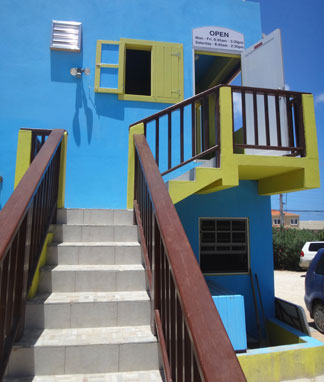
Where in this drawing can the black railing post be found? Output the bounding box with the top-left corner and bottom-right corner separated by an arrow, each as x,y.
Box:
16,204 -> 33,340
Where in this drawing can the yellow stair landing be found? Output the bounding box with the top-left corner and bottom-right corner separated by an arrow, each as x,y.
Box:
167,154 -> 320,205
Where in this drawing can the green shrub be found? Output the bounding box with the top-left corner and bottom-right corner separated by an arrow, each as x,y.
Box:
272,228 -> 324,270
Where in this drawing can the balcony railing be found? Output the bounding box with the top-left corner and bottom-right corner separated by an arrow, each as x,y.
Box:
131,85 -> 306,178
231,86 -> 306,156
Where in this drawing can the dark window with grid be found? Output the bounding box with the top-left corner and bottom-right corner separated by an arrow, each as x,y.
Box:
200,218 -> 249,273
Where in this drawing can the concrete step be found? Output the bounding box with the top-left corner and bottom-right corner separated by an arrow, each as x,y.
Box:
25,291 -> 150,329
46,242 -> 142,265
3,370 -> 164,382
6,326 -> 160,376
170,157 -> 217,182
57,209 -> 134,226
39,264 -> 147,293
53,225 -> 138,243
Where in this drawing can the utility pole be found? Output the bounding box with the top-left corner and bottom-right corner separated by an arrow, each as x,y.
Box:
279,193 -> 284,228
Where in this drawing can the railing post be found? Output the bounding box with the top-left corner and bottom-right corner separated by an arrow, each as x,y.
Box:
151,214 -> 161,336
219,86 -> 234,157
14,130 -> 33,189
127,123 -> 145,209
16,204 -> 33,339
57,131 -> 68,209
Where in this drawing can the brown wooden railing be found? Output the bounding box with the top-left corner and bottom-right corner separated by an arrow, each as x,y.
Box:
131,86 -> 221,176
131,85 -> 307,179
0,129 -> 65,378
231,86 -> 306,156
133,134 -> 246,382
25,128 -> 52,162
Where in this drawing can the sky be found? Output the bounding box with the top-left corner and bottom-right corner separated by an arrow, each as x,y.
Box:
254,0 -> 324,220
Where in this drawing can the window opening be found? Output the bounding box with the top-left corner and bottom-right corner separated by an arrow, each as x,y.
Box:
290,218 -> 298,226
309,243 -> 324,252
273,219 -> 281,225
200,218 -> 249,274
125,49 -> 151,96
315,253 -> 324,276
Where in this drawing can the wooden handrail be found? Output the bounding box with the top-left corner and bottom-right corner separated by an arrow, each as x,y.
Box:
0,129 -> 65,378
130,84 -> 308,128
134,134 -> 246,381
0,130 -> 64,261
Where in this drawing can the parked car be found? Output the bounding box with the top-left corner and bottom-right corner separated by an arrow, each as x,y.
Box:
299,241 -> 324,269
305,248 -> 324,333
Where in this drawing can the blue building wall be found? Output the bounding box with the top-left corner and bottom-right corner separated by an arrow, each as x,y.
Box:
175,181 -> 275,338
0,0 -> 261,209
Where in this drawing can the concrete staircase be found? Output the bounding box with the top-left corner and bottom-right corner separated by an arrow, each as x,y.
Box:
5,209 -> 163,382
166,157 -> 237,204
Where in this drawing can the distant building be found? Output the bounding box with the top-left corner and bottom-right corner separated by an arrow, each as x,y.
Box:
299,221 -> 324,231
271,209 -> 300,228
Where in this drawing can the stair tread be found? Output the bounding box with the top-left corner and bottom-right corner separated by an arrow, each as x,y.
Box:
49,241 -> 140,247
15,326 -> 156,347
56,224 -> 135,227
42,264 -> 144,271
27,291 -> 150,304
4,370 -> 164,381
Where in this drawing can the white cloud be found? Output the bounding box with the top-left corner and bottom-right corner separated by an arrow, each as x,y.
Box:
315,93 -> 324,104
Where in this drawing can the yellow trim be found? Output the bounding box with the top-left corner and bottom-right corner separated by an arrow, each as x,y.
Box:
28,232 -> 54,299
238,346 -> 324,382
57,131 -> 68,209
99,64 -> 119,69
94,40 -> 102,92
96,38 -> 184,104
14,130 -> 32,188
127,123 -> 145,209
94,40 -> 123,94
168,87 -> 320,204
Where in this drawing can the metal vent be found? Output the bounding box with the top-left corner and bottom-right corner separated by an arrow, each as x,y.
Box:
50,20 -> 82,52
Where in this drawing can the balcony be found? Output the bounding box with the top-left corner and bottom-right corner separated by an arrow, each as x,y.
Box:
127,85 -> 320,206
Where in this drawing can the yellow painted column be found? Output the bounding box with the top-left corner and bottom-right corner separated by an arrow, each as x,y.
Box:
219,86 -> 239,187
127,123 -> 144,209
57,131 -> 68,208
302,94 -> 319,160
14,129 -> 32,188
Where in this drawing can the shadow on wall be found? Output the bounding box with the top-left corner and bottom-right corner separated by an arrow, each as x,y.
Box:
73,80 -> 93,146
93,92 -> 171,122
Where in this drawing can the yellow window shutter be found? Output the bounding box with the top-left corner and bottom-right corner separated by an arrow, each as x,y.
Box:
94,40 -> 125,94
153,43 -> 184,103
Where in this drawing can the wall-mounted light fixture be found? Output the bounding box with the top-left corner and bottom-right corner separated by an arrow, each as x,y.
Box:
50,20 -> 82,52
70,67 -> 90,78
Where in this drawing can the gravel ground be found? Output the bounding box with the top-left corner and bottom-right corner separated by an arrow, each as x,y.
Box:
274,270 -> 324,343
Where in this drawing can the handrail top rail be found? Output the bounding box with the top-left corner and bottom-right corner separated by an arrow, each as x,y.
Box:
21,128 -> 53,134
134,134 -> 245,381
130,84 -> 310,128
0,129 -> 66,263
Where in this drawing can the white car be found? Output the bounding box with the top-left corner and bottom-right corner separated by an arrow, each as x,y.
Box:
299,242 -> 324,269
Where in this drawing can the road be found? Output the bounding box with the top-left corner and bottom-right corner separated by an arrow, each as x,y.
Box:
274,270 -> 324,343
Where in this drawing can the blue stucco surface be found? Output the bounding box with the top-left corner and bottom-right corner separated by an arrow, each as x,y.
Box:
175,180 -> 274,338
0,0 -> 261,209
